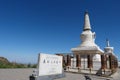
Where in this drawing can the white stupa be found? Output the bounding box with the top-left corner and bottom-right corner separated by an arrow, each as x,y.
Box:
104,39 -> 114,54
71,12 -> 103,61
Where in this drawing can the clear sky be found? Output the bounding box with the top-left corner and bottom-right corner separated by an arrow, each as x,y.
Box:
0,0 -> 120,63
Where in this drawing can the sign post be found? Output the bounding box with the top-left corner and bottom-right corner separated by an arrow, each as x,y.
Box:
35,53 -> 65,80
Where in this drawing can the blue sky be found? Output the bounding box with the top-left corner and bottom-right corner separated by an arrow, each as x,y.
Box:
0,0 -> 120,63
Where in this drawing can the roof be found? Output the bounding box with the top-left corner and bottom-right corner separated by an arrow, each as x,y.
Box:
71,46 -> 104,54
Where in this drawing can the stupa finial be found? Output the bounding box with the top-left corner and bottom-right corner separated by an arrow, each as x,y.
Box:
106,39 -> 110,47
83,11 -> 91,31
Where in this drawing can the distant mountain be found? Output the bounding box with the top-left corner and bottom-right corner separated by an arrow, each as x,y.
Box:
0,56 -> 37,68
0,57 -> 10,64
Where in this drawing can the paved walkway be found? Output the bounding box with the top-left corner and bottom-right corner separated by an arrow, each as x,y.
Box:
55,72 -> 113,80
0,68 -> 34,80
0,68 -> 119,80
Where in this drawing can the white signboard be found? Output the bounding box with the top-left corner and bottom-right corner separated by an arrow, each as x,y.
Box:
38,53 -> 63,76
